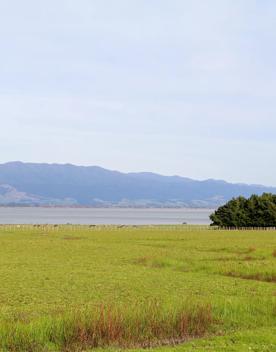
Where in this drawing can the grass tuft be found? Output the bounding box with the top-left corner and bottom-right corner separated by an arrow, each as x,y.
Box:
0,302 -> 213,351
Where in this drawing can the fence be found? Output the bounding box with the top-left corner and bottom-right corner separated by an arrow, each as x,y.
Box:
0,224 -> 275,232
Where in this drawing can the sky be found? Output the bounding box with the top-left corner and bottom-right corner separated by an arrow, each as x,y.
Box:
0,0 -> 276,186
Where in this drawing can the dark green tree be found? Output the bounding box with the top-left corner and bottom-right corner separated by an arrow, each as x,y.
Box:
210,193 -> 276,227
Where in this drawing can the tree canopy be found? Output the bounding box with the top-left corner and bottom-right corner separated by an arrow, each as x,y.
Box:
210,193 -> 276,227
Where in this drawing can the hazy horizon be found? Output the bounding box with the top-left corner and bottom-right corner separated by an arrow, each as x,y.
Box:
1,1 -> 275,186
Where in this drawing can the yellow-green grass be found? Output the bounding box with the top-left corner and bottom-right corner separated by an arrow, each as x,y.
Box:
0,225 -> 276,351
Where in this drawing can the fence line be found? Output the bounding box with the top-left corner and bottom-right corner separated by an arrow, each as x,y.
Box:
0,224 -> 275,232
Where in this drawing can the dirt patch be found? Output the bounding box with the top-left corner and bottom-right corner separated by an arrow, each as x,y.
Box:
224,271 -> 276,283
132,256 -> 187,271
211,257 -> 240,262
198,247 -> 257,255
209,255 -> 263,262
133,256 -> 152,264
240,255 -> 265,261
63,236 -> 86,241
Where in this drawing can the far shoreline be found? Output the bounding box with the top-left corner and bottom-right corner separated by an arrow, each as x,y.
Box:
0,205 -> 216,210
0,207 -> 213,225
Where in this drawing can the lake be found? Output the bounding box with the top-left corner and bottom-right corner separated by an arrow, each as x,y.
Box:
0,207 -> 213,225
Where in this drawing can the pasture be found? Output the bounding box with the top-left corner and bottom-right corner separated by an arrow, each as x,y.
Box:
0,225 -> 276,351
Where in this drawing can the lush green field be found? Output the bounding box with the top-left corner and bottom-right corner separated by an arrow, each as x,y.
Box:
0,225 -> 276,351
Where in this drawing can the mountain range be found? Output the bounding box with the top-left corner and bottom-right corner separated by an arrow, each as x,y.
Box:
0,162 -> 275,208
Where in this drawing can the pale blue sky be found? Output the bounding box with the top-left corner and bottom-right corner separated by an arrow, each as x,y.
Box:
0,1 -> 275,185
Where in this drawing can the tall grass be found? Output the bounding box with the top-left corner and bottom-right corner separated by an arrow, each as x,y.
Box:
0,302 -> 213,351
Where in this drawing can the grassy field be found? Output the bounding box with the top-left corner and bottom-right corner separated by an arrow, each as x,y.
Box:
0,225 -> 276,351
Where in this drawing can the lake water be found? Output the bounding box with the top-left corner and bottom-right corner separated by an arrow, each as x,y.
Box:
0,207 -> 213,225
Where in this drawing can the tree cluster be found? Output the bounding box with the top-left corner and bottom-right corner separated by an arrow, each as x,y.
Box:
210,193 -> 276,227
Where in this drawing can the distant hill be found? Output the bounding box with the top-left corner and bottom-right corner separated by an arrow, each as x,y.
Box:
0,162 -> 275,207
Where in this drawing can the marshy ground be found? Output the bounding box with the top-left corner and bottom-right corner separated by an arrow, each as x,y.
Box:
0,225 -> 276,351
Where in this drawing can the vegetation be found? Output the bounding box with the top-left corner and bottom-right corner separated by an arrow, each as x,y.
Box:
210,193 -> 276,227
0,225 -> 276,351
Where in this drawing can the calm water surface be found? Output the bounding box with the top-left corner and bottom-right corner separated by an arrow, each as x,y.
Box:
0,207 -> 213,225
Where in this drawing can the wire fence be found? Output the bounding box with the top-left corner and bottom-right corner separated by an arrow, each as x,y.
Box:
0,224 -> 275,232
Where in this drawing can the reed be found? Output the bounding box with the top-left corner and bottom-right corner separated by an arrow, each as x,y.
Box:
0,302 -> 213,351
